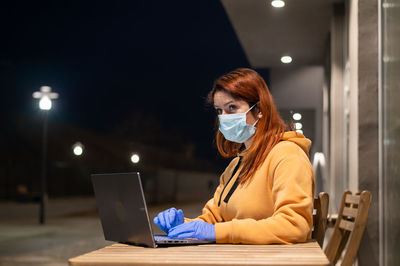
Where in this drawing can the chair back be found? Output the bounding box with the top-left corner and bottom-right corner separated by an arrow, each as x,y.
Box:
312,192 -> 329,247
324,190 -> 372,266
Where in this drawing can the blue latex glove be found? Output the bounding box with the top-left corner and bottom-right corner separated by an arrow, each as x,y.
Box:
168,220 -> 216,241
153,207 -> 184,233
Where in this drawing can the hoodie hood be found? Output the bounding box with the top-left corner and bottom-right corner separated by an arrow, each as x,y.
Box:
280,131 -> 311,156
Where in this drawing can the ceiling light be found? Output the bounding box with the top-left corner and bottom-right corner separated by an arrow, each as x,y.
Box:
296,129 -> 304,134
295,123 -> 303,130
281,56 -> 292,64
292,113 -> 302,121
271,0 -> 285,8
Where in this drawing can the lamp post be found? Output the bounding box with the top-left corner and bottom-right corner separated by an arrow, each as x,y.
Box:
33,86 -> 59,224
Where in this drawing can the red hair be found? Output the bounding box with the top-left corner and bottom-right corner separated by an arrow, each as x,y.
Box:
208,68 -> 289,183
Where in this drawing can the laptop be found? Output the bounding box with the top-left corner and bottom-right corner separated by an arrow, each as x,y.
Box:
91,172 -> 215,247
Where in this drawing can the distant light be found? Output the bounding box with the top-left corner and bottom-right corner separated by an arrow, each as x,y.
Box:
131,154 -> 140,164
72,142 -> 84,156
296,129 -> 304,134
271,0 -> 285,8
292,113 -> 302,121
73,146 -> 83,156
295,123 -> 303,130
39,96 -> 52,110
281,56 -> 292,64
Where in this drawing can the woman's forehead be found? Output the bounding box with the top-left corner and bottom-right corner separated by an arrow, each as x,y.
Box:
213,90 -> 235,104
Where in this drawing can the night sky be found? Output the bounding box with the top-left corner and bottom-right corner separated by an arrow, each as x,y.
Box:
1,1 -> 256,160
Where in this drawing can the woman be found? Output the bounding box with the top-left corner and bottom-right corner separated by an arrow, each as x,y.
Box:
154,68 -> 315,244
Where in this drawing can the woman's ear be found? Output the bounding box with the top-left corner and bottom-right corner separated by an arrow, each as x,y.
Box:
258,112 -> 263,118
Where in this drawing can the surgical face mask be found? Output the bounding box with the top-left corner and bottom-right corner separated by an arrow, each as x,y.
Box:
218,104 -> 258,143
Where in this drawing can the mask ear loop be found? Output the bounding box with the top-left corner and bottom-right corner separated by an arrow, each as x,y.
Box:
248,102 -> 260,126
245,103 -> 258,114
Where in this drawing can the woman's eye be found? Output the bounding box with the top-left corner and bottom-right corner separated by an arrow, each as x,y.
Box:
228,105 -> 237,112
215,108 -> 222,115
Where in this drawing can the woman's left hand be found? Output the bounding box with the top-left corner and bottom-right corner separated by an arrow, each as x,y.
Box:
168,220 -> 215,241
153,208 -> 184,233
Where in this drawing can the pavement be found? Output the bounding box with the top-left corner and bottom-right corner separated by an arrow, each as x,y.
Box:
0,197 -> 204,266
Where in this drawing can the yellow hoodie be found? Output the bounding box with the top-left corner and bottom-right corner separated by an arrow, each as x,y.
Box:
187,131 -> 315,244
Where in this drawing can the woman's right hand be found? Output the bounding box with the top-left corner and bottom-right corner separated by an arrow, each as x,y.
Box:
153,207 -> 184,233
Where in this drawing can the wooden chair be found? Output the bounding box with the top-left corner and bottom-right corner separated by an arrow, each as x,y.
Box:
312,192 -> 329,247
324,190 -> 372,266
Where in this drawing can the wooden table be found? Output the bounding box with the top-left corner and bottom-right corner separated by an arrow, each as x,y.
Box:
69,240 -> 330,266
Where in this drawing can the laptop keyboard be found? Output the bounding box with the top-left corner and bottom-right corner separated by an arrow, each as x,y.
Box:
154,235 -> 192,243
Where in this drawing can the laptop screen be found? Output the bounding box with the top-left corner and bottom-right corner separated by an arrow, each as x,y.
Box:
91,172 -> 156,247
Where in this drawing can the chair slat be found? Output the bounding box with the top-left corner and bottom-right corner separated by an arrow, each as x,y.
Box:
345,194 -> 360,204
342,207 -> 358,218
339,219 -> 355,231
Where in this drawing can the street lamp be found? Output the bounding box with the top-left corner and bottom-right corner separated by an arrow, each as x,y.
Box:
72,142 -> 84,156
32,86 -> 59,224
131,153 -> 140,164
